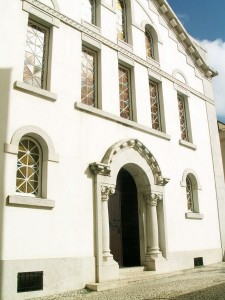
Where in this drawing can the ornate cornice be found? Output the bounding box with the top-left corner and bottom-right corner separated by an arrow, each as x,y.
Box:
101,185 -> 115,201
22,0 -> 215,105
89,162 -> 111,176
144,193 -> 163,206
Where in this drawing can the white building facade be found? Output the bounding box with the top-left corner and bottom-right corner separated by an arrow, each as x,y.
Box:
1,0 -> 225,299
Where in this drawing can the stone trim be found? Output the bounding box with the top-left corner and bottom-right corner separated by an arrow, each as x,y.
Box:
185,212 -> 204,220
22,0 -> 215,105
14,81 -> 57,102
179,139 -> 197,150
7,195 -> 55,208
75,102 -> 171,141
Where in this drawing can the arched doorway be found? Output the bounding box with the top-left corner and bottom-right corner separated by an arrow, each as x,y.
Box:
109,168 -> 140,267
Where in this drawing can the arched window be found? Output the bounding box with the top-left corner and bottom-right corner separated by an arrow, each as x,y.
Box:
116,0 -> 127,42
186,176 -> 193,211
16,137 -> 42,196
82,0 -> 95,24
145,30 -> 154,59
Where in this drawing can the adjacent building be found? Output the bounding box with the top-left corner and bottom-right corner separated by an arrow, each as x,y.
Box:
1,0 -> 225,299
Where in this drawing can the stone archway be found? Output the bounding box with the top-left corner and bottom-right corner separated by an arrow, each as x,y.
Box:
89,139 -> 169,282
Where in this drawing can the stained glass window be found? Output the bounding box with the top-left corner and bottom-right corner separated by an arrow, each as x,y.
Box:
178,95 -> 189,141
16,138 -> 41,196
82,0 -> 95,24
149,81 -> 161,131
119,65 -> 131,119
81,47 -> 96,106
116,0 -> 127,42
186,176 -> 193,211
23,20 -> 48,89
145,30 -> 154,59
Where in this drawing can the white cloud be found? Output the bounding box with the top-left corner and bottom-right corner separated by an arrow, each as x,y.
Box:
201,39 -> 225,122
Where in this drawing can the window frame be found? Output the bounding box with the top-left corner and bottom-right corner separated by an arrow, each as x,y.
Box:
145,29 -> 154,60
118,64 -> 132,120
149,80 -> 162,131
81,0 -> 96,25
177,94 -> 189,142
116,0 -> 127,42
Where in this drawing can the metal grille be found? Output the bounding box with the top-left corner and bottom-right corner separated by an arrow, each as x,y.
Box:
16,137 -> 41,196
81,47 -> 96,106
119,65 -> 131,119
194,257 -> 203,267
82,0 -> 95,24
145,30 -> 154,59
116,0 -> 127,41
17,272 -> 43,293
186,176 -> 194,211
23,20 -> 48,88
178,95 -> 189,141
149,80 -> 161,131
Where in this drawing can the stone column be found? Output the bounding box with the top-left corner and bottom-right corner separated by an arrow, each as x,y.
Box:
101,185 -> 115,259
144,193 -> 163,255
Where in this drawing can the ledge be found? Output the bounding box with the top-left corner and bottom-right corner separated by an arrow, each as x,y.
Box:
75,102 -> 171,141
81,20 -> 101,34
14,81 -> 57,102
185,212 -> 204,220
179,139 -> 197,150
8,195 -> 55,209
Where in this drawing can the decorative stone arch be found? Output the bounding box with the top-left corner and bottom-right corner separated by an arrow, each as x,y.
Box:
172,69 -> 189,85
141,20 -> 163,44
5,125 -> 58,162
89,139 -> 169,282
181,168 -> 201,190
39,0 -> 60,11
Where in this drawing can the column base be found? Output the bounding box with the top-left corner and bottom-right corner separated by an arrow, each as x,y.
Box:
99,255 -> 119,282
144,252 -> 167,272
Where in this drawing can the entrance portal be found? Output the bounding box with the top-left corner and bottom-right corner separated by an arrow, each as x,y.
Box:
109,168 -> 140,267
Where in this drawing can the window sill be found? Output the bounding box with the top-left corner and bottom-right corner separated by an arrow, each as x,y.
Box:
185,212 -> 204,220
14,81 -> 57,102
75,102 -> 171,141
7,195 -> 55,209
179,139 -> 197,150
118,39 -> 133,52
81,20 -> 101,34
147,57 -> 160,68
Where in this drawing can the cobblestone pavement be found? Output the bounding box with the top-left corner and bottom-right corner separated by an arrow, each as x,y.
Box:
32,262 -> 225,300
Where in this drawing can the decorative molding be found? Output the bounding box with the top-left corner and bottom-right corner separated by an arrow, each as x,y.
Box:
144,193 -> 163,206
101,185 -> 115,201
185,212 -> 204,220
89,162 -> 111,176
101,138 -> 170,186
179,139 -> 197,150
8,195 -> 55,208
22,0 -> 215,105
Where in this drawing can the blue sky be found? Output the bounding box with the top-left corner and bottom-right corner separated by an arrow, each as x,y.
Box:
167,0 -> 225,123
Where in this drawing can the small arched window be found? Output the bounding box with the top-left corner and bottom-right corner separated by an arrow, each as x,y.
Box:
145,30 -> 154,59
82,0 -> 95,24
186,175 -> 193,211
116,0 -> 127,42
16,137 -> 42,196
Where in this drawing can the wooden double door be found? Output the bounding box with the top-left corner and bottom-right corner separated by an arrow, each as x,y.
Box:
109,169 -> 140,267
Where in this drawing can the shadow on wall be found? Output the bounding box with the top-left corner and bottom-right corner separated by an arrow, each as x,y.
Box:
0,68 -> 11,298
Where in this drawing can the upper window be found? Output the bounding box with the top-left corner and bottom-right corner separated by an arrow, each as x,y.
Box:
119,65 -> 131,120
186,176 -> 194,211
149,80 -> 161,131
81,47 -> 97,107
82,0 -> 95,24
116,0 -> 127,42
145,30 -> 154,59
23,19 -> 49,89
16,137 -> 42,196
178,95 -> 189,141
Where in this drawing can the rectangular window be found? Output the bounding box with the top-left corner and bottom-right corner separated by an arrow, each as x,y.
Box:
17,272 -> 43,293
149,80 -> 161,131
23,20 -> 49,89
81,47 -> 97,107
119,65 -> 131,120
178,95 -> 189,141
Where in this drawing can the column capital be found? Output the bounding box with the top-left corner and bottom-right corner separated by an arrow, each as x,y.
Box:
144,193 -> 163,206
101,185 -> 115,201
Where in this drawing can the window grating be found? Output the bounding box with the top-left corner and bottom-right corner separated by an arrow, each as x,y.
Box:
186,176 -> 194,211
149,80 -> 161,131
116,0 -> 127,41
194,257 -> 203,267
82,0 -> 95,24
81,47 -> 96,106
17,272 -> 43,293
119,65 -> 131,120
145,30 -> 154,59
16,137 -> 41,196
178,95 -> 189,141
23,20 -> 49,89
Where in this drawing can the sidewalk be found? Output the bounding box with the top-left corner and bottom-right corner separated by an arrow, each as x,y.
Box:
31,262 -> 225,300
